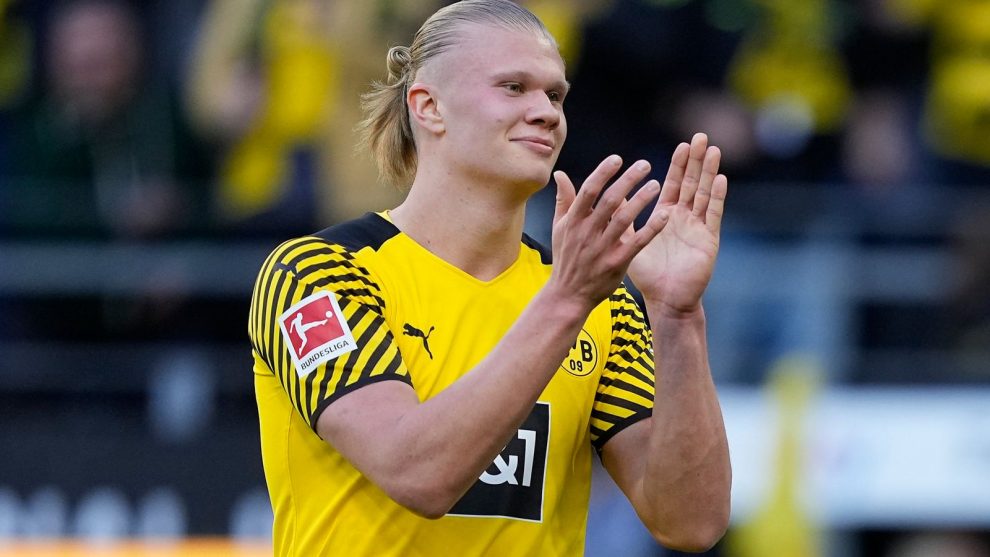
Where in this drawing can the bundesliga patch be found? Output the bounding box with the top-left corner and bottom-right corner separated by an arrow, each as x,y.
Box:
279,291 -> 357,377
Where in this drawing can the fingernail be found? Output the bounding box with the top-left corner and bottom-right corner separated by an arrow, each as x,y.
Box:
609,154 -> 622,166
635,160 -> 650,171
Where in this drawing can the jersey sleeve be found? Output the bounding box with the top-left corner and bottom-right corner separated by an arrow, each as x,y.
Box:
249,237 -> 413,430
590,285 -> 656,452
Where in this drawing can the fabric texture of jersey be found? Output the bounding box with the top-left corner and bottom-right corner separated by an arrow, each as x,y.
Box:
249,212 -> 656,556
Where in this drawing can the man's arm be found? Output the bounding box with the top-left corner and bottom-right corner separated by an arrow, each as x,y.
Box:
602,133 -> 732,552
317,288 -> 584,518
316,157 -> 669,518
601,307 -> 730,552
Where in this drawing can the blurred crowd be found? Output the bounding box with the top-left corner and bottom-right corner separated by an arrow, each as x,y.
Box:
1,0 -> 989,235
3,0 -> 987,380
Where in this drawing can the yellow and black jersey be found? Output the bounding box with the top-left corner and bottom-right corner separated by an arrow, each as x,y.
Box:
249,211 -> 656,556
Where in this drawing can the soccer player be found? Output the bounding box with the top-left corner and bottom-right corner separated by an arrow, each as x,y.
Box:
249,1 -> 731,555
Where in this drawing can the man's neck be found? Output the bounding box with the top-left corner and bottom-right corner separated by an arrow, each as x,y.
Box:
390,169 -> 535,282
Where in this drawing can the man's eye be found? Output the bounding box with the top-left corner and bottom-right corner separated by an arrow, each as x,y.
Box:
504,83 -> 523,93
547,91 -> 562,102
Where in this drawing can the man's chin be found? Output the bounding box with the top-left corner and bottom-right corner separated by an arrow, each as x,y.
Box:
515,175 -> 554,200
512,167 -> 554,190
517,159 -> 558,190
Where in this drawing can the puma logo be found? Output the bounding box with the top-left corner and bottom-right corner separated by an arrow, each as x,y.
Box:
403,323 -> 435,359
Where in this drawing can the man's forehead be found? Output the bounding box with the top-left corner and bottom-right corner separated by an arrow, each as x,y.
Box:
437,25 -> 565,80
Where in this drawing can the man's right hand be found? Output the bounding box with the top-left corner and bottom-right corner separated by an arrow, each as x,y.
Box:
549,155 -> 669,311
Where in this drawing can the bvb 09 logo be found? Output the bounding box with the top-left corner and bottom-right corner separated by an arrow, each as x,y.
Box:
560,329 -> 598,377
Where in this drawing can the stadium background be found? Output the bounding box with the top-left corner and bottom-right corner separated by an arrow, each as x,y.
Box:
1,0 -> 989,555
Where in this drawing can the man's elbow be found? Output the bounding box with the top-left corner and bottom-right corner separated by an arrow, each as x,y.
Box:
391,496 -> 449,520
379,475 -> 464,520
650,513 -> 730,553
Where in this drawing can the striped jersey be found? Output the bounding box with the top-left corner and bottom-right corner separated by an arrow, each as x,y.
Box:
249,212 -> 656,556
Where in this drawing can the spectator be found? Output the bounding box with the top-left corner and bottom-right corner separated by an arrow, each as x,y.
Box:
0,0 -> 32,176
3,0 -> 213,239
921,0 -> 990,184
185,0 -> 441,235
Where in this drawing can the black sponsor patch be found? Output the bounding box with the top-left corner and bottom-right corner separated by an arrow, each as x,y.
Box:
448,402 -> 550,522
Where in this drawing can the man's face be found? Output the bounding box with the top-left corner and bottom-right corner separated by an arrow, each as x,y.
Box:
48,2 -> 141,124
427,24 -> 569,194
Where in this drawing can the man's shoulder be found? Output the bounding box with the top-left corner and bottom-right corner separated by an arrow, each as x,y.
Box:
312,212 -> 400,253
253,215 -> 392,311
256,213 -> 398,289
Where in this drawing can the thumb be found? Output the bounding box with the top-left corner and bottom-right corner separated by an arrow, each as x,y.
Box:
553,170 -> 576,227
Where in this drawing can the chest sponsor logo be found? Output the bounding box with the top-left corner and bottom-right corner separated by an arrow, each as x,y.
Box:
448,402 -> 550,522
278,291 -> 356,377
560,328 -> 598,377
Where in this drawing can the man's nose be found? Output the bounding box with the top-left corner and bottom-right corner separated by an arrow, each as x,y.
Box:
526,92 -> 560,129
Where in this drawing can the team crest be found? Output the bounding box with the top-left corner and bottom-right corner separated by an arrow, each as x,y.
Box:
560,329 -> 598,377
279,291 -> 356,377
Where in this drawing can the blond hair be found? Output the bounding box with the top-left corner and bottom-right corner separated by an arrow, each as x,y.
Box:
357,0 -> 556,187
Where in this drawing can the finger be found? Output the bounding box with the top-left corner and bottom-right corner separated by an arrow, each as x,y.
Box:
659,142 -> 690,205
571,154 -> 623,217
678,132 -> 709,207
602,178 -> 660,244
706,174 -> 729,236
692,146 -> 721,218
620,217 -> 635,244
590,159 -> 652,231
627,201 -> 669,254
553,171 -> 576,227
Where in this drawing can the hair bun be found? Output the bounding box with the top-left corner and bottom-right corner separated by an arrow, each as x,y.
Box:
386,45 -> 413,83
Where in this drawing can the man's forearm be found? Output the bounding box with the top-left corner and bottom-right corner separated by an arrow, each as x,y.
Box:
642,304 -> 731,549
319,285 -> 591,517
398,287 -> 587,487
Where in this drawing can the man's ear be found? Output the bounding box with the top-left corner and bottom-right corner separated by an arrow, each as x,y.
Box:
408,83 -> 444,135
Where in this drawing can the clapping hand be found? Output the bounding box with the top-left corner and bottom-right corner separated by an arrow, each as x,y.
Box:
626,133 -> 728,317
